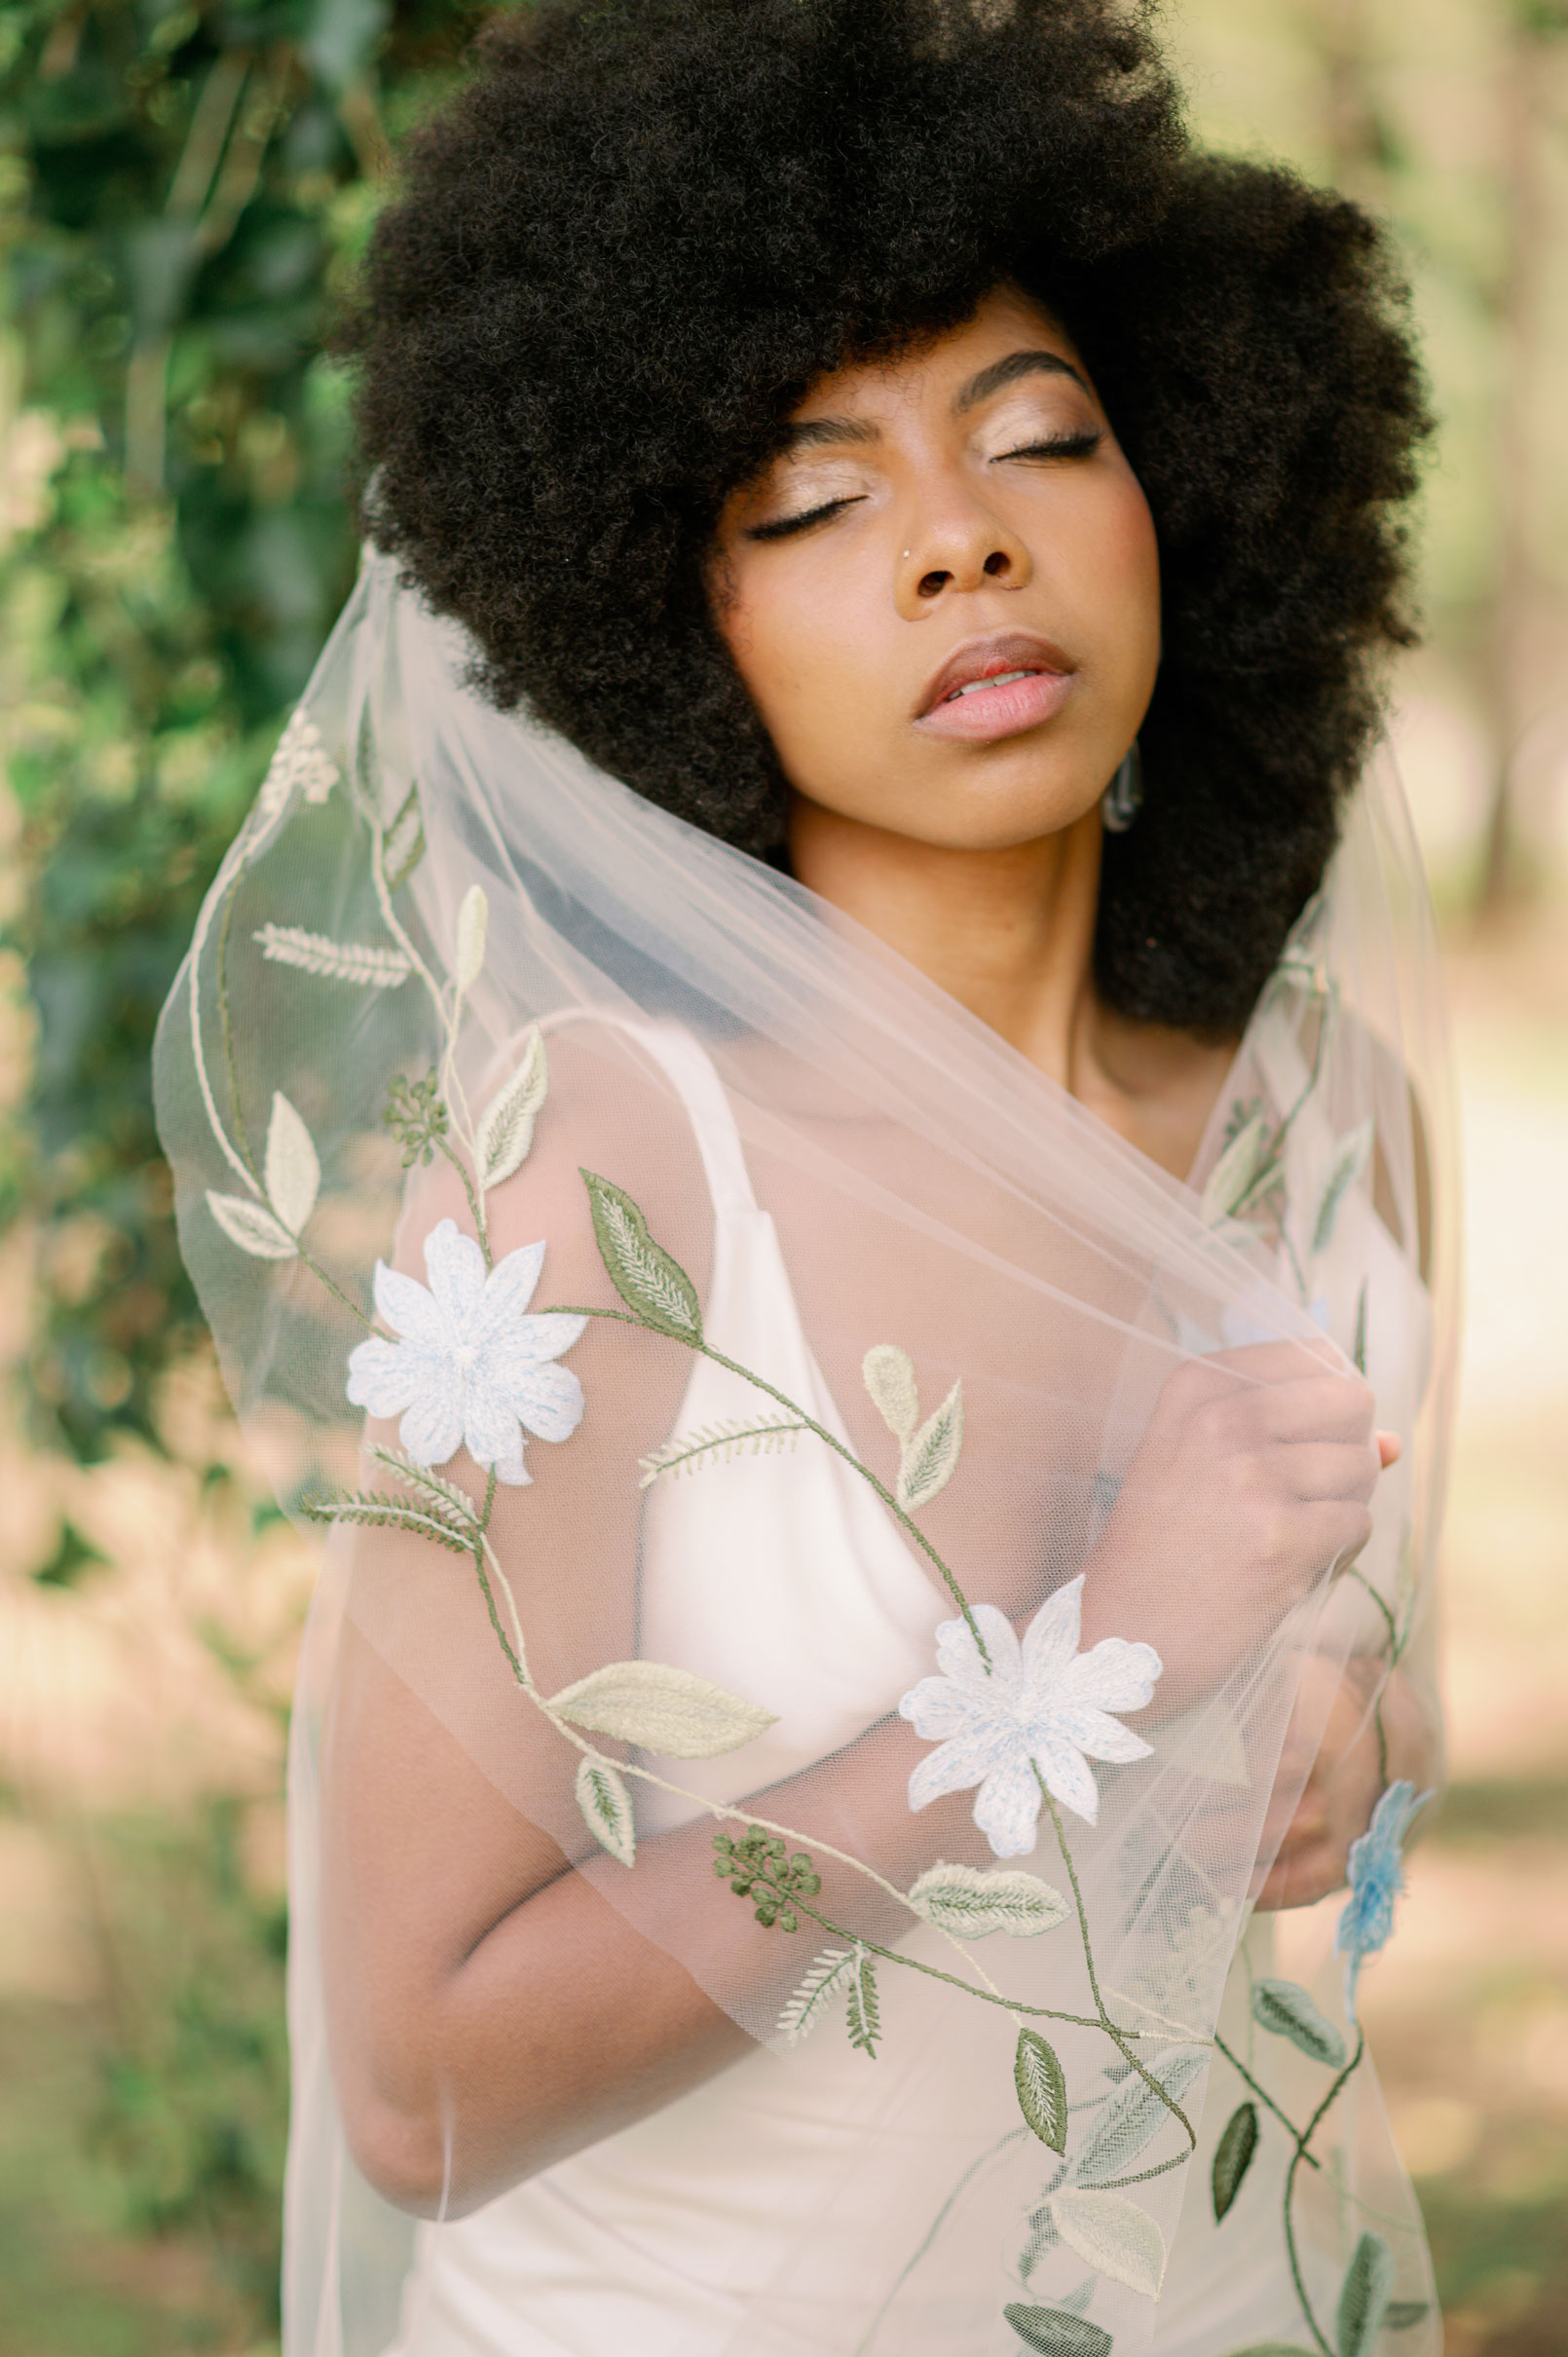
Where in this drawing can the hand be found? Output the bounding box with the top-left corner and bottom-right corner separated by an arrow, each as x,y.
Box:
1252,1653 -> 1432,1911
1081,1339 -> 1389,1704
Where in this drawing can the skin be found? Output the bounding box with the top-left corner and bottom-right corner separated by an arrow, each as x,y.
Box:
328,289 -> 1429,2215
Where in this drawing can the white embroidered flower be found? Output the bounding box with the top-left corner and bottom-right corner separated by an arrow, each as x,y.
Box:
346,1218 -> 586,1485
899,1575 -> 1162,1854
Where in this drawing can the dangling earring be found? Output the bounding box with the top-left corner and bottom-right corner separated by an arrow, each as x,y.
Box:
1101,740 -> 1142,834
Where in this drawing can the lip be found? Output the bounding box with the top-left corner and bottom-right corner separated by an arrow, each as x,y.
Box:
913,630 -> 1076,745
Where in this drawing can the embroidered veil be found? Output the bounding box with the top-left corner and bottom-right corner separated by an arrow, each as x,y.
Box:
154,548 -> 1456,2357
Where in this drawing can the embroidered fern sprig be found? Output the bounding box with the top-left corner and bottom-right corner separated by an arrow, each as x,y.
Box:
778,1948 -> 855,2044
638,1416 -> 806,1487
251,923 -> 411,988
367,1444 -> 482,1534
845,1946 -> 881,2059
300,1490 -> 476,1557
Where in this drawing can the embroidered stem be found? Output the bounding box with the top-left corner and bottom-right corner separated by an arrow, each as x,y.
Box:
434,1133 -> 491,1265
542,1303 -> 990,1664
1037,1772 -> 1197,2159
1281,2028 -> 1365,2357
215,864 -> 257,1180
1213,2032 -> 1324,2171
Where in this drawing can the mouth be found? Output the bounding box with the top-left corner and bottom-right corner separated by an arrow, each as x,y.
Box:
913,631 -> 1077,746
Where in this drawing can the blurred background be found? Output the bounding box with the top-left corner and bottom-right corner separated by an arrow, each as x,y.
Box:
0,0 -> 1564,2349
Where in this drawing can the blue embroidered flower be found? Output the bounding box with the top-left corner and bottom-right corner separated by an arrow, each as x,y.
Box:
1335,1778 -> 1433,2014
347,1218 -> 586,1485
898,1574 -> 1163,1855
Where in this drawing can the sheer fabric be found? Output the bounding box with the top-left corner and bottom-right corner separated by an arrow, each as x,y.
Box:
155,551 -> 1456,2357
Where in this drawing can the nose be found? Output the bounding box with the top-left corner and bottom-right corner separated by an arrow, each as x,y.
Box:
894,487 -> 1031,618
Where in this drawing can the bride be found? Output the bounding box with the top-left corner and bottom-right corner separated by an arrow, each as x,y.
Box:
157,2 -> 1455,2353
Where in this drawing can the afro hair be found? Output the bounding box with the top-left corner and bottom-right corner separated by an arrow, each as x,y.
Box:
348,0 -> 1433,1035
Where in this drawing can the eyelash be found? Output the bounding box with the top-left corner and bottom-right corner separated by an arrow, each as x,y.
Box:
744,425 -> 1104,542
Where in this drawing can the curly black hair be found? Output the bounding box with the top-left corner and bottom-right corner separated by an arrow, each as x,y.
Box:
348,0 -> 1432,1035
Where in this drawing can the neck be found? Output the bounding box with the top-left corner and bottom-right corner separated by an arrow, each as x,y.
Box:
788,792 -> 1105,1090
787,792 -> 1238,1178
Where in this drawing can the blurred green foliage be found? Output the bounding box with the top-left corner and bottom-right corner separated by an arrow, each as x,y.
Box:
0,0 -> 486,1464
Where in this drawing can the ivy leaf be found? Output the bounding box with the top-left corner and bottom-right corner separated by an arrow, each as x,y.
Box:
383,781 -> 425,889
862,1343 -> 918,1442
906,1862 -> 1070,1939
897,1377 -> 963,1512
580,1170 -> 703,1341
1250,1978 -> 1347,2070
1049,2187 -> 1167,2300
1336,2230 -> 1396,2357
476,1027 -> 548,1191
574,1755 -> 635,1868
1072,2047 -> 1206,2185
1015,2029 -> 1068,2153
1211,2100 -> 1259,2222
264,1090 -> 320,1235
1002,2307 -> 1112,2357
777,1948 -> 854,2045
1202,1111 -> 1277,1221
546,1659 -> 777,1758
1312,1118 -> 1374,1254
205,1189 -> 299,1260
1385,2303 -> 1431,2331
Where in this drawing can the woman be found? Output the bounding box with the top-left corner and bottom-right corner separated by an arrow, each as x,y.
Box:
155,2 -> 1455,2352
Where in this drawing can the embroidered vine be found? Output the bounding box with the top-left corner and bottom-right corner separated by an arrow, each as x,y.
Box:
188,716 -> 1431,2357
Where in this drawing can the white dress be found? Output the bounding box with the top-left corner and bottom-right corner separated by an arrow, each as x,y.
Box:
385,1021 -> 1435,2357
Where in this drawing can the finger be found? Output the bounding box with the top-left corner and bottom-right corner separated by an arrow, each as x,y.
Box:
1198,1336 -> 1348,1385
1378,1430 -> 1402,1470
1248,1374 -> 1377,1445
1280,1441 -> 1381,1508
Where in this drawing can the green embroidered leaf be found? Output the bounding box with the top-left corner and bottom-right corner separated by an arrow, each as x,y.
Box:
1352,1278 -> 1369,1374
206,1188 -> 299,1260
1336,2230 -> 1396,2357
897,1377 -> 964,1512
1251,1978 -> 1347,2069
863,1343 -> 919,1442
638,1417 -> 804,1487
265,1091 -> 320,1236
580,1170 -> 703,1341
1049,2187 -> 1166,2300
367,1445 -> 480,1533
1015,2029 -> 1068,2153
844,1946 -> 881,2058
546,1659 -> 777,1758
251,923 -> 412,988
1384,2303 -> 1431,2331
1202,1111 -> 1277,1222
1019,2202 -> 1060,2281
1056,2279 -> 1095,2318
1313,1118 -> 1374,1254
777,1948 -> 854,2044
383,781 -> 426,888
1211,2101 -> 1259,2222
1072,2047 -> 1206,2186
1002,2306 -> 1113,2357
575,1755 -> 635,1867
298,1492 -> 474,1557
907,1862 -> 1070,1939
476,1028 -> 549,1191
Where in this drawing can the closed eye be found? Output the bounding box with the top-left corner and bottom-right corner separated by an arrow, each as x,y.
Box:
744,496 -> 868,543
994,428 -> 1103,464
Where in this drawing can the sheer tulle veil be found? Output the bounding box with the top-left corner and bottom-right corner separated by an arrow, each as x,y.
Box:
155,549 -> 1457,2357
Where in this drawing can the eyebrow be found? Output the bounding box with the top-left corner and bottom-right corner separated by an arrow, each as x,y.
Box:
777,349 -> 1093,454
952,350 -> 1092,412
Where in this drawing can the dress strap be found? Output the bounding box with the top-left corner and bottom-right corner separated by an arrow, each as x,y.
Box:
534,1008 -> 761,1221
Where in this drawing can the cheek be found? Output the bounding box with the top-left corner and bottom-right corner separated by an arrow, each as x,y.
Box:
717,560 -> 882,768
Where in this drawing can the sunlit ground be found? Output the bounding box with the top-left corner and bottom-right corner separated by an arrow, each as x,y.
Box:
0,888 -> 1565,2355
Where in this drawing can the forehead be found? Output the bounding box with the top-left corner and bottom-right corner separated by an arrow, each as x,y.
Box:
790,286 -> 1089,421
